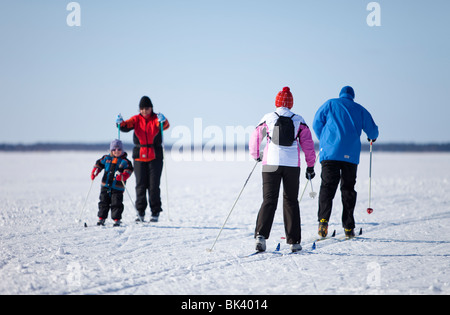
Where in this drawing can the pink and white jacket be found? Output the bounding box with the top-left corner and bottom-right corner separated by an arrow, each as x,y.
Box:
249,107 -> 316,168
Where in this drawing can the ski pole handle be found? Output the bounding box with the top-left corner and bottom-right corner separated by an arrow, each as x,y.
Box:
116,113 -> 123,140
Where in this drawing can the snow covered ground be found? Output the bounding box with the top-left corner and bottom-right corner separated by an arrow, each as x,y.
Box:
1,150 -> 449,295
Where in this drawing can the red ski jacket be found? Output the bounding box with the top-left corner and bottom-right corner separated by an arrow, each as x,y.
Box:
119,113 -> 170,162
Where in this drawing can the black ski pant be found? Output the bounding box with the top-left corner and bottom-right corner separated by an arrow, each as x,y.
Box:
98,187 -> 124,220
134,159 -> 163,217
255,165 -> 301,245
318,160 -> 358,229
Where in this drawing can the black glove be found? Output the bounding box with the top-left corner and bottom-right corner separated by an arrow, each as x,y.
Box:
306,167 -> 315,180
256,152 -> 263,162
367,138 -> 376,143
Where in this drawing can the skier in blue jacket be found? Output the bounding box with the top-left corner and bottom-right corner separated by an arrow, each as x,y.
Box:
313,86 -> 378,238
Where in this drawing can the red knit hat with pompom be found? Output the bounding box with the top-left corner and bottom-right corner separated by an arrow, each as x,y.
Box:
275,87 -> 293,109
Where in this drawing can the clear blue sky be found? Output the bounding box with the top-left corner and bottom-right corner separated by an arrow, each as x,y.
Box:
1,0 -> 449,144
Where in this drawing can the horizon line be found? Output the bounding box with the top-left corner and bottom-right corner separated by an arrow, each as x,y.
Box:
1,141 -> 450,153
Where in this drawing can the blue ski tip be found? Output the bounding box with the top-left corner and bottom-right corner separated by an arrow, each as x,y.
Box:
331,230 -> 336,237
312,242 -> 316,250
275,243 -> 281,251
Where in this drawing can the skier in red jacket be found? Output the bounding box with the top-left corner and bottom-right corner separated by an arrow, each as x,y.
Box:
118,96 -> 170,222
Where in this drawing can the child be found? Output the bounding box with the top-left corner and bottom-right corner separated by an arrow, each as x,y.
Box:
90,139 -> 134,227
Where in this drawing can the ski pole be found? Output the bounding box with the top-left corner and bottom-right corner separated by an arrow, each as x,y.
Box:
367,141 -> 374,214
299,149 -> 321,203
77,179 -> 94,225
116,113 -> 122,140
207,160 -> 259,252
298,179 -> 309,203
308,173 -> 317,199
160,119 -> 171,221
121,180 -> 144,223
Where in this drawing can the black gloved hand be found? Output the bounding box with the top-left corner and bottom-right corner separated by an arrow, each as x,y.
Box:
256,152 -> 263,162
367,138 -> 376,143
306,167 -> 315,180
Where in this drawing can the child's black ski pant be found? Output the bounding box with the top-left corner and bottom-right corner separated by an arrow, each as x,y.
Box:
98,187 -> 124,220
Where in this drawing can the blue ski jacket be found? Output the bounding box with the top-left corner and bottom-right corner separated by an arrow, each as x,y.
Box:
313,86 -> 379,165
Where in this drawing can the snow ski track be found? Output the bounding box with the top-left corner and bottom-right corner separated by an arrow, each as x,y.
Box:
79,209 -> 450,294
306,210 -> 450,253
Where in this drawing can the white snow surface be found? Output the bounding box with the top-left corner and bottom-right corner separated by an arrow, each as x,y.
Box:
1,151 -> 449,295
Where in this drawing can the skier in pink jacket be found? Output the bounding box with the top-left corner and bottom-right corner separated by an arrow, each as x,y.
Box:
249,87 -> 316,252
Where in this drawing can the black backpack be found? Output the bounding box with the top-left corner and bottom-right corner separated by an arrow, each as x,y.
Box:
271,113 -> 296,146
